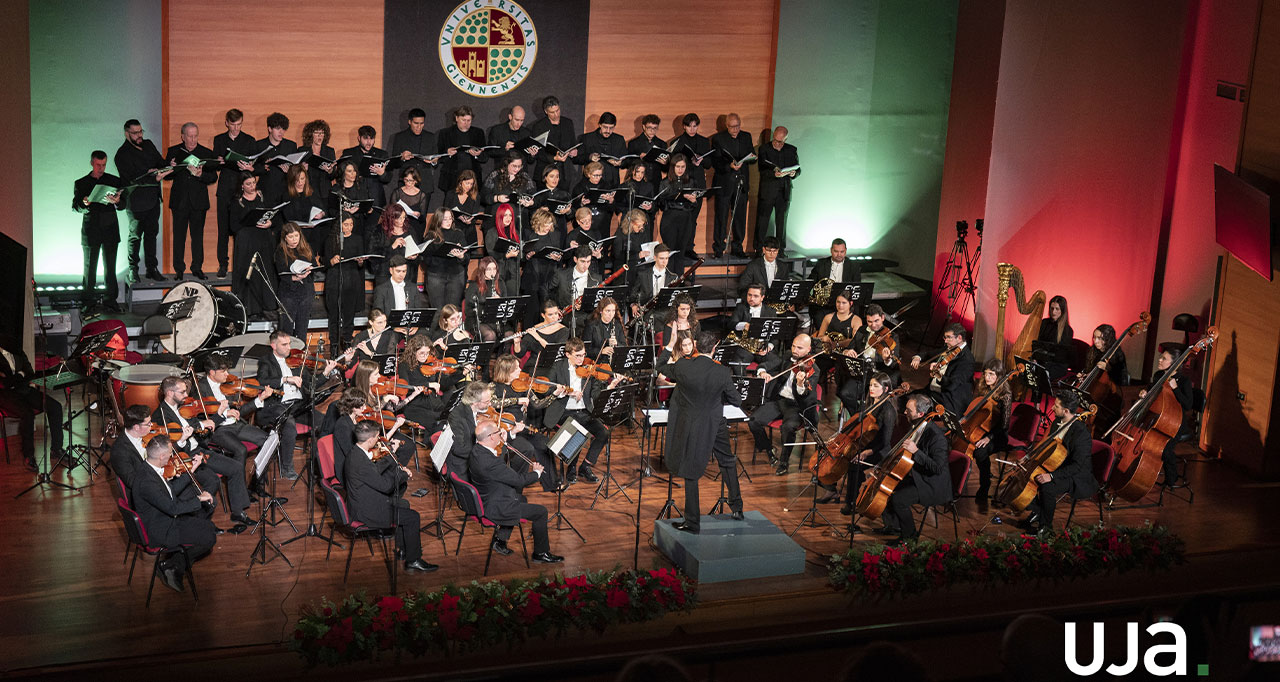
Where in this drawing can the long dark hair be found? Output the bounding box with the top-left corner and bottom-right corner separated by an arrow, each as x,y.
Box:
1085,323 -> 1118,366
976,358 -> 1011,403
1047,295 -> 1070,343
277,222 -> 314,262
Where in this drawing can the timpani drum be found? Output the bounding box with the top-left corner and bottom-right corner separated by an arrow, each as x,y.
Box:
112,364 -> 184,414
158,282 -> 247,354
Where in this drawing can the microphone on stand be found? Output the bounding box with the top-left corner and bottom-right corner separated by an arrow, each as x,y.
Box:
246,252 -> 259,281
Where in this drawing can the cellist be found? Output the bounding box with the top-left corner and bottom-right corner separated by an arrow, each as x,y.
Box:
970,359 -> 1012,510
879,393 -> 950,544
1141,345 -> 1194,489
839,372 -> 898,517
1018,390 -> 1096,534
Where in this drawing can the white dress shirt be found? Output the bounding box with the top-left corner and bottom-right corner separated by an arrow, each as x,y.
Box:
391,279 -> 407,310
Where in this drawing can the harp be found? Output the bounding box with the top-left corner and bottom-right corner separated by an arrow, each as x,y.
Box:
995,263 -> 1044,394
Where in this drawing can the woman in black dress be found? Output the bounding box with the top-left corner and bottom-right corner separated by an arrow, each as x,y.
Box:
274,222 -> 318,339
515,299 -> 570,370
350,359 -> 418,467
368,203 -> 417,287
321,213 -> 366,351
464,256 -> 505,343
483,152 -> 536,224
970,359 -> 1012,509
349,307 -> 402,365
1038,294 -> 1074,380
330,159 -> 374,238
659,154 -> 699,274
282,165 -> 329,248
839,372 -> 899,515
422,207 -> 468,309
397,334 -> 453,435
622,161 -> 659,225
817,291 -> 863,398
536,164 -> 573,233
583,296 -> 626,361
388,166 -> 429,239
229,172 -> 276,319
521,207 -> 564,329
484,203 -> 522,295
300,118 -> 336,204
443,169 -> 483,253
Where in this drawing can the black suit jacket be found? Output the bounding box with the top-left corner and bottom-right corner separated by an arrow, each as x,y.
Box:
445,403 -> 479,480
541,359 -> 601,429
164,143 -> 218,211
552,266 -> 603,310
1049,418 -> 1099,497
114,138 -> 166,212
390,127 -> 438,191
738,258 -> 793,297
131,460 -> 204,548
151,402 -> 206,455
370,278 -> 426,315
73,172 -> 124,243
343,447 -> 408,528
920,344 -> 975,415
468,443 -> 539,526
908,422 -> 952,506
758,352 -> 820,412
110,435 -> 148,490
629,262 -> 679,308
656,355 -> 740,480
809,257 -> 861,285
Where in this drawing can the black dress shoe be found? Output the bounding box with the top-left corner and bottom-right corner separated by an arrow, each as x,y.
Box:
230,511 -> 253,525
126,270 -> 140,284
577,466 -> 599,483
160,566 -> 185,593
671,521 -> 699,534
217,267 -> 228,278
213,526 -> 226,536
730,510 -> 744,521
226,523 -> 248,535
774,463 -> 789,476
531,551 -> 564,563
146,270 -> 165,282
871,525 -> 899,535
840,503 -> 853,516
490,538 -> 513,556
192,270 -> 208,280
404,559 -> 440,573
731,248 -> 747,258
764,450 -> 779,467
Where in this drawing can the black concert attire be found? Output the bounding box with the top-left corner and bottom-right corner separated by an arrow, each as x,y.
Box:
445,401 -> 482,481
626,134 -> 669,190
536,181 -> 574,233
424,222 -> 470,310
72,170 -> 123,304
621,175 -> 660,227
340,144 -> 391,214
389,126 -> 437,208
808,255 -> 862,326
583,317 -> 627,360
571,176 -> 618,244
214,129 -> 258,272
919,343 -> 976,415
1151,366 -> 1195,485
614,223 -> 654,293
748,352 -> 820,470
482,170 -> 535,226
658,173 -> 699,274
840,325 -> 902,413
164,142 -> 219,277
483,220 -> 523,299
282,190 -> 329,249
191,374 -> 270,465
302,143 -> 337,205
464,279 -> 505,343
436,125 -> 487,193
756,141 -> 801,249
0,347 -> 64,464
370,276 -> 427,318
520,228 -> 565,328
551,266 -> 603,333
321,229 -> 366,351
530,114 -> 578,179
817,311 -> 859,405
228,192 -> 277,318
1024,417 -> 1097,529
710,130 -> 755,254
842,398 -> 897,509
349,328 -> 401,365
400,360 -> 449,434
576,129 -> 628,185
728,300 -> 777,371
114,136 -> 167,277
1037,320 -> 1076,382
541,358 -> 610,480
254,352 -> 338,477
388,186 -> 430,242
883,420 -> 951,540
360,392 -> 418,468
344,444 -> 423,563
737,255 -> 793,297
656,354 -> 743,531
368,225 -> 417,287
274,247 -> 316,339
151,401 -> 251,516
329,415 -> 356,486
254,137 -> 299,206
668,132 -> 713,227
130,458 -> 217,578
487,121 -> 534,172
490,381 -> 561,492
469,441 -> 553,554
330,177 -> 375,238
970,389 -> 1010,504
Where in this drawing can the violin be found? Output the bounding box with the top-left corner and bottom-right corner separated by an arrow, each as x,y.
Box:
285,348 -> 348,372
372,375 -> 415,400
867,326 -> 899,358
575,358 -> 631,383
418,357 -> 463,377
354,405 -> 422,433
370,437 -> 396,461
510,371 -> 570,395
143,421 -> 210,447
951,364 -> 1026,459
854,404 -> 946,519
929,345 -> 964,379
220,374 -> 264,399
811,383 -> 912,486
996,405 -> 1095,511
481,406 -> 551,438
176,395 -> 221,421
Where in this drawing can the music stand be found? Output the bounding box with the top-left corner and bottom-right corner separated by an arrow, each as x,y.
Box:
748,316 -> 797,351
387,308 -> 434,332
589,382 -> 641,508
783,410 -> 847,539
48,329 -> 116,480
546,417 -> 591,542
655,285 -> 700,311
480,296 -> 527,338
581,286 -> 624,315
245,430 -> 293,575
1017,355 -> 1054,400
445,341 -> 494,369
372,353 -> 398,377
835,281 -> 875,308
158,295 -> 199,356
765,278 -> 815,309
535,343 -> 566,367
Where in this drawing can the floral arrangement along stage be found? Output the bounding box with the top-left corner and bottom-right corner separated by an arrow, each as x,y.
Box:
829,524 -> 1185,598
290,568 -> 696,665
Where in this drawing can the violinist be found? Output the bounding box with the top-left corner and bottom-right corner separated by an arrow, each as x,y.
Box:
1141,345 -> 1195,488
254,330 -> 341,479
656,331 -> 745,533
749,333 -> 821,476
132,436 -> 218,593
838,373 -> 898,517
343,419 -> 438,574
1018,390 -> 1095,534
349,308 -> 402,364
352,359 -> 419,467
969,359 -> 1012,510
489,353 -> 562,491
910,323 -> 975,415
880,394 -> 951,544
193,356 -> 271,466
110,405 -> 182,490
470,420 -> 563,563
464,256 -> 505,343
1037,295 -> 1074,381
629,243 -> 677,323
399,335 -> 459,432
427,304 -> 473,353
815,290 -> 862,391
152,376 -> 254,529
583,296 -> 627,360
445,381 -> 496,481
839,302 -> 897,414
370,255 -> 427,319
542,338 -> 624,484
326,393 -> 370,487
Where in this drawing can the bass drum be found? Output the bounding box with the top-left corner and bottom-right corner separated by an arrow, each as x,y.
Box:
112,364 -> 184,415
158,282 -> 246,354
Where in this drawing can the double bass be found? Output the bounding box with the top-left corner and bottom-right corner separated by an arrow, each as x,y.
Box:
1073,312 -> 1150,435
996,404 -> 1095,511
810,382 -> 911,486
951,364 -> 1025,459
853,404 -> 945,519
1106,329 -> 1216,502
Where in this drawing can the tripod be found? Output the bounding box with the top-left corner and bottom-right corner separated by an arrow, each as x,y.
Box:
783,413 -> 846,538
924,219 -> 982,348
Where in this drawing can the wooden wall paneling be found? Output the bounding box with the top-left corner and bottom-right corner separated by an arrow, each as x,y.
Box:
163,0 -> 385,273
584,0 -> 778,253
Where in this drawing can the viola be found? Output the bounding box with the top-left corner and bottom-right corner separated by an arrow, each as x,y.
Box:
996,405 -> 1095,511
854,405 -> 946,520
811,383 -> 912,486
951,364 -> 1026,459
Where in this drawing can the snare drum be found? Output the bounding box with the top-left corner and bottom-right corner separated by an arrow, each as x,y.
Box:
159,282 -> 247,354
113,364 -> 184,414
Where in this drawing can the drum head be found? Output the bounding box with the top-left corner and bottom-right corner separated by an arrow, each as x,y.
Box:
220,332 -> 305,351
112,363 -> 184,383
159,283 -> 246,354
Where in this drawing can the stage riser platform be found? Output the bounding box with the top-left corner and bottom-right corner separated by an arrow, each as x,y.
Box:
654,511 -> 806,583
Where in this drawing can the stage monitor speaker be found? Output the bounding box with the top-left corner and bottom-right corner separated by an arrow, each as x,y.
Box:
547,417 -> 590,463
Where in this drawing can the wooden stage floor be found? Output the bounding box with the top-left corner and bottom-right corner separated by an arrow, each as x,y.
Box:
2,383 -> 1279,680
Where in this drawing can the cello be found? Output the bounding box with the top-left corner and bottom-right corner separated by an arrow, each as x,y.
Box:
996,404 -> 1094,511
853,404 -> 945,520
810,382 -> 911,486
1105,329 -> 1216,502
1073,312 -> 1150,436
951,363 -> 1025,459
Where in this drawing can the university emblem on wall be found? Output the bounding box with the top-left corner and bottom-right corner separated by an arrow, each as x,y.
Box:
439,0 -> 538,97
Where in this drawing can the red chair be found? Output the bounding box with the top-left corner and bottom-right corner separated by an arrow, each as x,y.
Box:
915,450 -> 972,540
116,498 -> 199,607
319,475 -> 396,592
449,471 -> 529,575
80,319 -> 145,366
762,385 -> 822,464
1005,402 -> 1045,450
1062,439 -> 1116,529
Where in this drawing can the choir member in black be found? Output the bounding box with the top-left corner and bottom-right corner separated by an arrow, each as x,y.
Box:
465,257 -> 505,343
1019,390 -> 1096,534
842,304 -> 901,411
445,381 -> 494,481
350,360 -> 419,467
214,109 -> 256,278
370,255 -> 426,319
115,118 -> 172,282
520,208 -> 564,328
152,376 -> 253,528
729,283 -> 777,370
542,338 -> 624,483
444,169 -> 484,248
571,162 -> 618,243
1037,295 -> 1074,381
815,291 -> 862,404
254,331 -> 341,479
470,420 -> 564,563
331,159 -> 374,237
659,155 -> 700,272
282,165 -> 328,248
961,360 -> 1012,510
1143,345 -> 1195,488
516,300 -> 571,364
910,323 -> 976,416
711,114 -> 755,257
369,203 -> 418,286
577,112 -> 628,186
436,105 -> 487,193
193,356 -> 271,469
321,214 -> 367,351
627,114 -> 669,189
132,436 -> 219,592
1084,323 -> 1130,435
749,334 -> 820,475
482,153 -> 536,225
737,237 -> 792,297
531,95 -> 579,179
0,335 -> 64,469
620,163 -> 660,227
164,122 -> 218,279
340,125 -> 391,211
299,118 -> 336,205
567,208 -> 606,262
398,335 -> 454,433
254,112 -> 296,206
488,353 -> 562,491
73,150 -> 123,309
487,105 -> 533,172
668,113 -> 713,229
880,393 -> 952,543
390,108 -> 439,209
552,246 -> 603,333
422,207 -> 469,310
613,209 -> 653,294
274,223 -> 318,339
228,173 -> 277,319
485,203 -> 522,296
659,293 -> 701,350
344,419 -> 438,573
583,296 -> 626,360
389,166 -> 430,239
536,165 -> 574,232
839,372 -> 898,517
349,308 -> 401,365
756,126 -> 801,251
809,238 -> 861,325
656,331 -> 745,533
